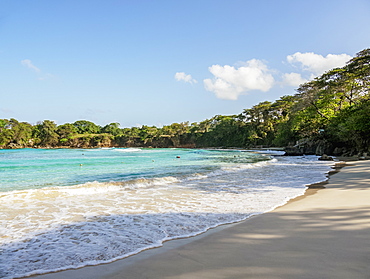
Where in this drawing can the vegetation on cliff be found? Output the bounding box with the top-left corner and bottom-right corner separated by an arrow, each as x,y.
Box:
1,48 -> 369,155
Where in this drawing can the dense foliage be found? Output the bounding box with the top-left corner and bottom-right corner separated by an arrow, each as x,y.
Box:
1,49 -> 369,155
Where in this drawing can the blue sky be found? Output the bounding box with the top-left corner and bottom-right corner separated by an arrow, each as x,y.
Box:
1,0 -> 369,127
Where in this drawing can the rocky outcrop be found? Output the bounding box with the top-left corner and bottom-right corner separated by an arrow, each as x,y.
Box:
284,137 -> 370,158
283,146 -> 304,156
318,154 -> 334,161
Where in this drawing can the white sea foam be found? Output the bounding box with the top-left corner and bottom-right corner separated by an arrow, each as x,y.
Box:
113,148 -> 142,152
0,154 -> 336,279
250,149 -> 286,156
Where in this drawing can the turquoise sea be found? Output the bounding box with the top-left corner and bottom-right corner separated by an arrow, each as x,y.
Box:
0,148 -> 335,279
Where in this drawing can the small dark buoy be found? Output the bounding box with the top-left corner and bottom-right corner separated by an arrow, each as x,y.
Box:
176,156 -> 180,158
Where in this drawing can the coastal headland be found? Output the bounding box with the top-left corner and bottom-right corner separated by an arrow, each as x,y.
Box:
28,159 -> 370,279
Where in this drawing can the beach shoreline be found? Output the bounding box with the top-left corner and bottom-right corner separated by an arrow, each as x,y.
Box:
25,158 -> 370,279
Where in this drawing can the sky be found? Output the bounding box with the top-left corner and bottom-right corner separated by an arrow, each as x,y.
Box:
1,0 -> 369,128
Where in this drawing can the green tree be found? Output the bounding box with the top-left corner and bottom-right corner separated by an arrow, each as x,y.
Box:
36,120 -> 59,146
161,122 -> 190,146
12,122 -> 33,145
0,119 -> 14,146
0,119 -> 34,147
102,122 -> 122,136
345,48 -> 370,94
73,120 -> 101,134
139,125 -> 159,145
327,100 -> 370,152
57,123 -> 78,144
239,101 -> 277,146
0,119 -> 10,131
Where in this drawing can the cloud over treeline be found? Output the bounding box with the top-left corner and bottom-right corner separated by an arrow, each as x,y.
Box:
174,51 -> 352,100
287,52 -> 352,76
203,52 -> 351,100
281,72 -> 308,87
203,59 -> 274,100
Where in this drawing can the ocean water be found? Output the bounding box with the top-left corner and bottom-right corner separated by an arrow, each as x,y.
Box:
0,148 -> 335,279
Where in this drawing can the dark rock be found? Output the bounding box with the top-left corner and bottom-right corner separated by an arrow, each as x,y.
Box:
284,146 -> 304,156
318,154 -> 334,161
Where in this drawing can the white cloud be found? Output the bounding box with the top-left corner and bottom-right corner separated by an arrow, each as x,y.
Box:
21,59 -> 55,80
174,72 -> 197,84
203,59 -> 274,100
287,52 -> 352,76
197,51 -> 351,100
282,72 -> 308,87
21,59 -> 41,73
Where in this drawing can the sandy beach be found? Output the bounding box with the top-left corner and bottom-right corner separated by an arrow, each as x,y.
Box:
29,159 -> 370,279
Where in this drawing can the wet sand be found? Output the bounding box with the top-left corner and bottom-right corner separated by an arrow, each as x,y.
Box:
30,160 -> 370,279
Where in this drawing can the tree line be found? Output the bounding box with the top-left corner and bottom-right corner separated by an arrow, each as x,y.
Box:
1,48 -> 369,155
